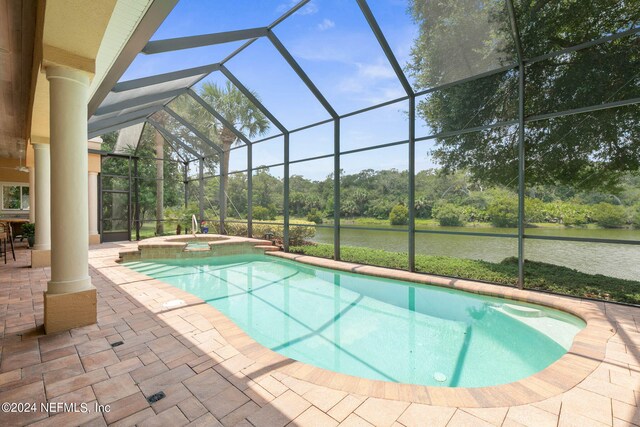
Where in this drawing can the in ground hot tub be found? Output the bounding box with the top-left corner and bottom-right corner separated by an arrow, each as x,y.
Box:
118,234 -> 279,262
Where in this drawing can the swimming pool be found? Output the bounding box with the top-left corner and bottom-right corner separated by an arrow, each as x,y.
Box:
125,254 -> 585,388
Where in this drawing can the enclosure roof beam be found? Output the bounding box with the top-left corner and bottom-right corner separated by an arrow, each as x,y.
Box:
88,105 -> 164,135
113,63 -> 221,92
356,0 -> 413,96
219,65 -> 287,133
146,119 -> 191,163
187,89 -> 253,146
147,117 -> 200,159
143,121 -> 188,163
267,0 -> 310,29
159,133 -> 195,163
505,0 -> 524,66
525,26 -> 640,66
142,27 -> 269,54
163,106 -> 224,154
132,122 -> 147,157
266,30 -> 338,119
527,96 -> 640,123
94,1 -> 321,131
94,88 -> 188,116
89,115 -> 150,139
88,0 -> 179,116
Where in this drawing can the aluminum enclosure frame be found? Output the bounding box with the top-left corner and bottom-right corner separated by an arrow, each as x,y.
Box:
90,0 -> 640,291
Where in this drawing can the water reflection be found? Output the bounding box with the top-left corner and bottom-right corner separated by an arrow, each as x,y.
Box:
313,226 -> 640,280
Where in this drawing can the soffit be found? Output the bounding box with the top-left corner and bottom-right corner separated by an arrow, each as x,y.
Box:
29,0 -> 155,150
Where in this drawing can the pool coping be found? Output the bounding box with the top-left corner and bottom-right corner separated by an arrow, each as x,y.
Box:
120,247 -> 614,408
117,234 -> 278,262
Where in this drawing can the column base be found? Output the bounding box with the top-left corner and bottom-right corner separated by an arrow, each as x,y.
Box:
44,286 -> 97,334
89,234 -> 100,245
31,249 -> 51,268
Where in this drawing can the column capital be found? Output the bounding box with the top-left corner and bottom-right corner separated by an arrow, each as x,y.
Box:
88,171 -> 99,176
43,44 -> 95,78
31,136 -> 50,147
32,142 -> 50,150
45,64 -> 91,88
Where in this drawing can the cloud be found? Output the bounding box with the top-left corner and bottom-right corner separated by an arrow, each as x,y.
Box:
337,60 -> 405,105
317,19 -> 335,31
338,60 -> 399,92
277,1 -> 318,16
357,63 -> 396,80
298,2 -> 319,15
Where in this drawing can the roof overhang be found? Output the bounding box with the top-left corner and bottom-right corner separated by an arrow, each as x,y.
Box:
26,0 -> 176,158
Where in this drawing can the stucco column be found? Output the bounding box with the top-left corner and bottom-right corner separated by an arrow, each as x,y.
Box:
44,65 -> 96,333
88,171 -> 99,244
28,166 -> 35,223
32,143 -> 51,252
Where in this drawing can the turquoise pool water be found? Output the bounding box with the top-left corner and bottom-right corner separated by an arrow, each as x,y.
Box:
125,255 -> 585,387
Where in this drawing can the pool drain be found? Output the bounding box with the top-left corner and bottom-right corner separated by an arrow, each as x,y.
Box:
433,372 -> 447,382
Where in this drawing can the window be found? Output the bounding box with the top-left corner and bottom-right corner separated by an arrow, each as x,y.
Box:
1,184 -> 30,210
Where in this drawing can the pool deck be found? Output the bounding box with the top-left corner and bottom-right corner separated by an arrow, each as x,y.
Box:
1,242 -> 639,426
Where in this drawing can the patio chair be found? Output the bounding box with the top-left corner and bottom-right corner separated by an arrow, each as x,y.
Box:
0,221 -> 16,263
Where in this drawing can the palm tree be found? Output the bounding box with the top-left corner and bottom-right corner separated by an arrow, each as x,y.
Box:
199,81 -> 270,222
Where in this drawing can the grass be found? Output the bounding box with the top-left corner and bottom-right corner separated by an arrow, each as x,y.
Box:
289,243 -> 640,305
133,221 -> 187,240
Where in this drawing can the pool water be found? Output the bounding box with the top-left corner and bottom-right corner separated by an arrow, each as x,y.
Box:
125,255 -> 585,387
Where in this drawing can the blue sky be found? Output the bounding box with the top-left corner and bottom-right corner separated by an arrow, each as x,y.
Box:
121,0 -> 438,180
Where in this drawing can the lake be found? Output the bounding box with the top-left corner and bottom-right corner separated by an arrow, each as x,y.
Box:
310,224 -> 640,281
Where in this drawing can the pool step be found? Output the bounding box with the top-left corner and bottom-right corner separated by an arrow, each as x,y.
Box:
503,303 -> 542,318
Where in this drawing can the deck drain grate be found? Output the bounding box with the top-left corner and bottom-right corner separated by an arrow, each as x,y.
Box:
147,391 -> 166,404
110,341 -> 124,348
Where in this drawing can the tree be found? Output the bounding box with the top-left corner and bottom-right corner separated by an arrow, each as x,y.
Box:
100,128 -> 184,233
252,167 -> 282,215
154,120 -> 164,235
408,0 -> 640,192
199,81 -> 270,222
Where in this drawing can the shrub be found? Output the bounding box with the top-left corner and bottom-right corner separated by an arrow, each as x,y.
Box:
487,197 -> 518,227
414,197 -> 433,219
21,222 -> 35,248
21,222 -> 35,238
463,206 -> 488,223
633,204 -> 640,228
562,211 -> 589,226
289,224 -> 316,246
306,209 -> 324,224
366,200 -> 395,220
389,204 -> 409,225
542,201 -> 590,226
253,206 -> 275,220
591,203 -> 627,228
223,221 -> 316,246
561,204 -> 590,226
433,203 -> 465,226
524,198 -> 545,223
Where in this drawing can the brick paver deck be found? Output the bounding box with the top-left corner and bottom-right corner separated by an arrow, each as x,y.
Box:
0,243 -> 638,426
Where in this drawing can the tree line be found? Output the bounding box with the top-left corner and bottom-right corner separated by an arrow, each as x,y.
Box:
216,167 -> 640,229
